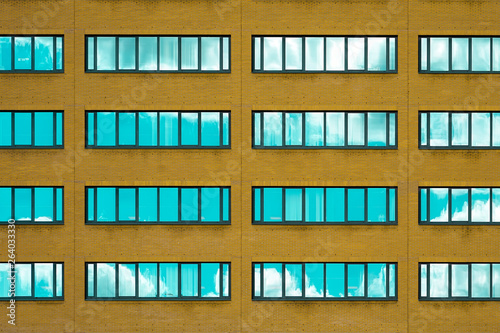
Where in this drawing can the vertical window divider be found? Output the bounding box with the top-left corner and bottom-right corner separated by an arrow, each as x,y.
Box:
386,112 -> 390,147
448,112 -> 452,147
281,112 -> 285,147
93,37 -> 97,71
260,187 -> 264,223
219,188 -> 223,224
344,38 -> 348,71
426,188 -> 430,224
281,188 -> 285,223
468,189 -> 472,223
302,263 -> 306,297
259,37 -> 264,72
197,188 -> 202,222
344,188 -> 348,223
198,111 -> 202,146
135,112 -> 140,148
219,37 -> 223,72
197,37 -> 202,71
468,37 -> 472,72
323,188 -> 327,222
344,264 -> 348,298
490,188 -> 493,223
31,263 -> 35,297
156,111 -> 160,148
385,264 -> 389,297
301,112 -> 306,148
93,112 -> 98,147
115,263 -> 119,298
426,113 -> 430,149
10,188 -> 14,221
364,37 -> 368,72
490,112 -> 493,147
116,37 -> 121,71
31,37 -> 35,71
467,263 -> 472,298
157,37 -> 160,72
364,188 -> 368,222
260,263 -> 264,298
426,263 -> 430,298
448,263 -> 452,298
52,37 -> 57,71
323,37 -> 327,71
115,112 -> 119,147
489,263 -> 493,298
219,112 -> 223,146
426,38 -> 430,72
323,112 -> 327,147
92,263 -> 97,298
156,187 -> 160,223
364,264 -> 368,297
197,263 -> 202,297
31,112 -> 35,147
260,112 -> 264,146
177,37 -> 181,71
11,36 -> 15,70
418,264 -> 421,298
281,263 -> 285,297
386,37 -> 390,72
364,113 -> 368,148
448,38 -> 452,72
447,188 -> 451,222
52,111 -> 57,146
386,187 -> 389,223
134,264 -> 139,297
10,112 -> 14,146
156,263 -> 160,298
178,112 -> 182,147
30,187 -> 34,222
219,263 -> 223,298
115,187 -> 119,223
490,37 -> 494,71
53,187 -> 57,224
281,37 -> 285,71
322,263 -> 327,298
301,188 -> 306,223
468,113 -> 472,148
178,263 -> 182,298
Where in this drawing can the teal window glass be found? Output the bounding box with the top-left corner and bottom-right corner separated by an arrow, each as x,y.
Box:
254,188 -> 261,221
420,38 -> 428,71
493,113 -> 500,147
201,37 -> 220,71
285,37 -> 302,70
118,113 -> 136,145
160,263 -> 178,297
305,263 -> 324,297
0,188 -> 12,221
201,188 -> 220,222
452,38 -> 469,71
34,112 -> 54,146
181,264 -> 198,297
420,113 -> 427,146
0,112 -> 11,146
471,188 -> 490,222
430,264 -> 448,297
87,264 -> 94,297
34,264 -> 54,297
138,188 -> 158,222
181,113 -> 198,145
254,38 -> 261,70
451,264 -> 468,297
263,263 -> 282,297
118,37 -> 136,70
305,113 -> 324,146
263,188 -> 282,222
367,37 -> 387,71
305,37 -> 324,71
15,188 -> 31,221
56,113 -> 63,146
222,188 -> 229,221
305,188 -> 324,222
87,37 -> 94,70
493,189 -> 500,222
326,264 -> 345,298
0,37 -> 12,70
429,112 -> 448,146
139,263 -> 158,297
96,188 -> 116,222
451,113 -> 469,146
420,264 -> 427,297
254,264 -> 261,296
347,38 -> 364,70
263,113 -> 282,146
138,112 -> 157,146
181,188 -> 198,221
326,37 -> 345,71
56,188 -> 63,221
263,37 -> 282,71
96,112 -> 116,146
201,263 -> 220,297
367,188 -> 386,222
494,38 -> 500,72
326,112 -> 345,146
420,189 -> 427,222
326,188 -> 344,222
34,37 -> 54,71
118,264 -> 136,297
347,113 -> 365,146
201,112 -> 220,146
389,264 -> 396,297
118,188 -> 136,221
0,264 -> 10,297
285,189 -> 302,221
159,37 -> 178,70
347,188 -> 364,221
159,112 -> 178,146
87,112 -> 94,146
451,188 -> 468,222
493,264 -> 500,297
285,264 -> 302,296
181,37 -> 198,70
96,263 -> 116,297
159,188 -> 178,222
389,189 -> 396,222
254,113 -> 261,146
367,113 -> 386,146
14,37 -> 32,70
389,38 -> 396,70
96,37 -> 116,70
285,113 -> 302,145
222,38 -> 229,71
472,38 -> 491,71
472,113 -> 491,146
14,113 -> 32,145
429,188 -> 448,222
430,38 -> 449,71
15,264 -> 32,296
56,37 -> 63,70
139,37 -> 158,71
87,188 -> 94,221
471,264 -> 490,297
389,113 -> 396,146
367,264 -> 386,297
347,264 -> 365,297
222,113 -> 229,146
34,188 -> 53,222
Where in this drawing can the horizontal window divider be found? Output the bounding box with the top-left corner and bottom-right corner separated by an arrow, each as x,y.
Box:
86,221 -> 231,226
252,146 -> 398,150
252,221 -> 397,226
252,297 -> 397,301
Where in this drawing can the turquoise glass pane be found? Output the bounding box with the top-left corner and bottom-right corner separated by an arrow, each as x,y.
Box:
87,113 -> 94,145
263,37 -> 282,70
201,37 -> 220,71
263,188 -> 282,222
285,188 -> 302,221
451,264 -> 468,297
285,264 -> 302,296
96,188 -> 116,222
420,264 -> 427,297
472,38 -> 491,71
0,112 -> 12,146
389,38 -> 396,70
34,263 -> 53,297
348,38 -> 365,70
0,37 -> 12,70
472,113 -> 491,146
181,37 -> 198,70
389,264 -> 396,297
254,188 -> 261,221
96,263 -> 115,297
305,37 -> 324,71
97,37 -> 116,70
429,112 -> 449,146
326,188 -> 344,222
254,264 -> 261,296
263,263 -> 282,297
118,37 -> 136,70
389,189 -> 396,222
326,37 -> 345,71
493,189 -> 500,222
326,112 -> 345,146
429,264 -> 448,297
367,188 -> 386,222
285,113 -> 302,145
347,188 -> 364,222
367,113 -> 386,146
305,188 -> 324,222
118,113 -> 136,145
493,113 -> 500,147
222,113 -> 229,145
0,188 -> 12,221
181,264 -> 198,297
14,37 -> 31,70
201,188 -> 220,222
254,38 -> 261,70
263,112 -> 282,146
420,189 -> 427,222
451,188 -> 468,222
118,188 -> 136,221
222,37 -> 229,70
138,112 -> 158,146
159,112 -> 178,146
15,188 -> 31,221
255,115 -> 261,146
0,264 -> 10,297
87,264 -> 94,297
201,263 -> 220,297
471,188 -> 490,222
451,113 -> 468,146
181,188 -> 198,221
118,264 -> 136,296
138,188 -> 157,222
34,112 -> 54,146
223,188 -> 229,221
452,38 -> 469,71
87,37 -> 94,70
96,112 -> 116,146
389,113 -> 396,146
326,264 -> 344,297
367,263 -> 386,297
305,113 -> 324,146
159,188 -> 178,222
471,264 -> 490,297
305,263 -> 324,297
494,38 -> 500,71
56,37 -> 62,70
285,37 -> 302,70
347,264 -> 365,297
139,263 -> 157,297
87,188 -> 94,221
34,37 -> 53,70
430,38 -> 449,71
15,264 -> 32,296
56,113 -> 63,145
222,264 -> 229,297
429,188 -> 449,222
14,113 -> 32,145
367,37 -> 387,71
56,188 -> 62,221
492,264 -> 500,297
34,188 -> 53,222
420,113 -> 427,145
160,37 -> 178,70
139,37 -> 158,71
160,263 -> 178,297
420,38 -> 428,70
181,113 -> 198,145
201,112 -> 220,146
347,113 -> 365,146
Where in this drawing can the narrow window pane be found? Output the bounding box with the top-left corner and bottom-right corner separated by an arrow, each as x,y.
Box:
263,188 -> 282,222
420,38 -> 428,71
326,188 -> 344,222
34,263 -> 53,297
201,188 -> 220,222
493,38 -> 500,72
389,264 -> 396,297
15,188 -> 31,221
367,264 -> 386,298
367,37 -> 387,71
0,188 -> 11,221
222,188 -> 229,221
139,263 -> 157,297
326,112 -> 345,146
160,263 -> 178,297
222,37 -> 229,70
56,264 -> 63,297
138,188 -> 157,222
96,112 -> 116,146
254,38 -> 261,70
87,264 -> 94,297
367,188 -> 386,222
285,113 -> 302,145
181,264 -> 198,297
472,38 -> 491,71
181,113 -> 198,145
285,264 -> 302,297
159,37 -> 178,70
285,38 -> 302,70
56,37 -> 63,70
138,112 -> 158,146
222,113 -> 229,146
347,188 -> 365,222
87,113 -> 94,146
326,37 -> 344,71
420,264 -> 427,297
254,188 -> 261,222
181,188 -> 198,221
451,113 -> 468,146
34,112 -> 53,146
493,189 -> 500,222
159,112 -> 178,146
285,189 -> 302,221
452,38 -> 469,71
14,113 -> 32,145
159,188 -> 178,222
254,113 -> 261,146
420,113 -> 427,146
429,112 -> 449,146
87,37 -> 94,70
56,113 -> 63,145
420,189 -> 427,222
118,188 -> 136,221
201,112 -> 220,146
471,188 -> 490,222
305,263 -> 324,297
0,112 -> 11,146
305,37 -> 324,71
348,38 -> 365,70
471,264 -> 490,297
96,263 -> 115,297
263,37 -> 282,71
0,37 -> 12,70
119,264 -> 136,297
254,264 -> 261,296
0,264 -> 12,297
118,113 -> 136,146
429,188 -> 449,222
451,265 -> 468,297
389,38 -> 396,71
139,37 -> 158,71
471,113 -> 491,146
34,37 -> 54,71
34,188 -> 53,222
15,264 -> 32,296
201,263 -> 220,297
430,38 -> 449,71
347,264 -> 364,297
97,37 -> 116,70
263,263 -> 282,297
118,37 -> 136,70
493,113 -> 500,146
305,188 -> 324,222
181,37 -> 198,70
347,113 -> 365,146
493,264 -> 500,297
326,264 -> 344,297
56,188 -> 63,221
96,188 -> 116,222
201,37 -> 220,71
263,112 -> 282,146
430,264 -> 448,297
87,188 -> 94,221
14,37 -> 32,70
305,113 -> 324,146
367,113 -> 387,146
451,188 -> 468,222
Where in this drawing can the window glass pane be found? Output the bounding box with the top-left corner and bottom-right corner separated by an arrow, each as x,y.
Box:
222,37 -> 229,70
471,188 -> 490,222
96,263 -> 115,297
420,264 -> 427,297
14,113 -> 32,145
389,38 -> 396,71
493,38 -> 500,71
420,38 -> 428,70
0,265 -> 11,297
138,37 -> 158,71
139,263 -> 157,297
367,113 -> 386,146
201,37 -> 220,71
181,37 -> 198,70
305,263 -> 324,297
263,188 -> 282,222
159,188 -> 178,222
389,189 -> 396,222
96,112 -> 116,146
452,38 -> 469,71
87,37 -> 94,70
138,112 -> 157,146
347,264 -> 364,296
58,112 -> 67,146
118,113 -> 136,145
254,38 -> 261,70
201,263 -> 220,297
389,264 -> 396,297
56,37 -> 62,70
305,188 -> 324,222
34,188 -> 53,222
471,113 -> 491,146
263,112 -> 282,146
0,37 -> 12,70
0,188 -> 11,221
389,113 -> 396,146
87,188 -> 94,221
429,188 -> 448,222
97,37 -> 116,70
493,264 -> 500,297
263,263 -> 282,297
285,264 -> 302,296
87,113 -> 94,146
367,37 -> 386,71
326,188 -> 344,222
34,37 -> 53,71
223,188 -> 229,221
87,264 -> 94,297
34,112 -> 53,146
347,113 -> 365,145
305,37 -> 324,71
34,263 -> 53,297
118,188 -> 135,221
14,37 -> 32,70
181,113 -> 198,145
420,189 -> 427,222
15,188 -> 31,221
367,188 -> 386,222
430,264 -> 448,297
471,264 -> 490,297
222,113 -> 229,146
181,264 -> 198,297
367,264 -> 386,297
254,188 -> 261,222
181,188 -> 198,221
285,189 -> 302,222
119,264 -> 136,297
451,264 -> 468,297
451,188 -> 468,222
348,188 -> 364,221
56,188 -> 63,221
326,264 -> 344,297
263,37 -> 282,70
348,38 -> 365,70
429,112 -> 448,146
254,113 -> 261,146
0,112 -> 11,146
254,264 -> 261,296
96,188 -> 116,222
285,113 -> 302,145
159,112 -> 178,146
160,263 -> 178,297
15,264 -> 32,296
201,188 -> 220,222
430,38 -> 449,71
118,37 -> 136,70
201,112 -> 220,146
451,113 -> 468,146
159,37 -> 178,70
305,113 -> 324,146
285,38 -> 302,70
138,188 -> 157,222
493,113 -> 500,146
420,113 -> 427,145
493,189 -> 500,222
472,38 -> 491,71
326,112 -> 345,146
326,37 -> 344,71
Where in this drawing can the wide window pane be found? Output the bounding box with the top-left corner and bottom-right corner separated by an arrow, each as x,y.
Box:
0,112 -> 11,146
326,264 -> 344,297
263,263 -> 282,297
15,264 -> 32,296
472,38 -> 491,71
305,263 -> 324,297
0,37 -> 12,70
181,264 -> 198,297
430,264 -> 448,297
159,37 -> 178,70
201,37 -> 220,71
471,264 -> 490,297
15,188 -> 31,221
305,37 -> 324,71
181,188 -> 198,221
285,38 -> 302,70
96,263 -> 115,297
451,113 -> 468,146
14,113 -> 32,145
285,189 -> 302,221
34,188 -> 53,222
201,188 -> 220,222
305,113 -> 324,146
159,188 -> 178,222
34,264 -> 53,297
451,38 -> 469,71
348,38 -> 365,70
367,113 -> 386,146
471,113 -> 491,146
326,112 -> 345,146
96,188 -> 116,222
367,264 -> 386,298
138,112 -> 158,146
138,263 -> 157,297
97,37 -> 116,70
326,37 -> 345,71
367,188 -> 386,222
138,188 -> 157,222
326,188 -> 344,222
430,38 -> 449,71
471,188 -> 490,222
14,37 -> 32,70
181,38 -> 198,70
263,113 -> 282,146
451,188 -> 468,222
429,113 -> 449,146
160,263 -> 178,297
285,264 -> 302,297
285,113 -> 302,145
367,38 -> 387,71
201,263 -> 220,297
118,113 -> 136,146
347,188 -> 364,221
263,37 -> 282,70
263,188 -> 282,222
181,113 -> 198,146
159,112 -> 178,146
96,112 -> 116,146
118,37 -> 136,70
305,188 -> 324,222
201,112 -> 220,146
451,264 -> 468,297
347,113 -> 365,145
429,188 -> 448,222
34,37 -> 54,71
119,264 -> 136,297
0,264 -> 10,297
34,112 -> 53,146
347,264 -> 364,296
118,188 -> 135,221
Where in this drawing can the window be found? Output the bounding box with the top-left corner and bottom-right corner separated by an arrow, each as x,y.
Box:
419,37 -> 500,73
253,262 -> 397,300
420,263 -> 500,300
86,111 -> 230,148
420,112 -> 500,149
253,187 -> 397,224
86,187 -> 230,224
0,263 -> 63,299
0,36 -> 63,72
253,36 -> 397,73
86,36 -> 230,72
253,111 -> 397,148
0,187 -> 63,224
0,112 -> 63,148
420,187 -> 500,224
86,262 -> 230,300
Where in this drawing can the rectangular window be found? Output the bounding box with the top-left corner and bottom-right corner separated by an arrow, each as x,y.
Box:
0,263 -> 63,300
253,111 -> 397,149
253,36 -> 397,73
253,187 -> 397,224
86,36 -> 230,73
86,262 -> 230,300
419,187 -> 500,224
253,262 -> 396,300
86,111 -> 230,148
0,36 -> 63,72
420,263 -> 500,300
0,187 -> 63,224
419,36 -> 500,73
0,112 -> 63,148
86,187 -> 230,224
